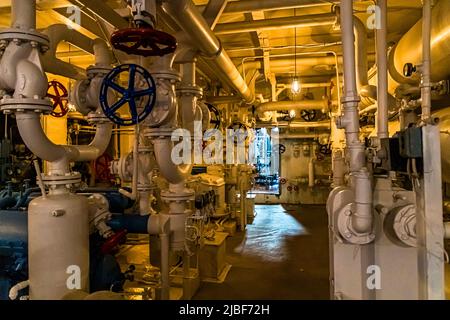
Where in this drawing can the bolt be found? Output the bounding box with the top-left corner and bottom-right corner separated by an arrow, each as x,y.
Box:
344,232 -> 352,238
30,41 -> 38,48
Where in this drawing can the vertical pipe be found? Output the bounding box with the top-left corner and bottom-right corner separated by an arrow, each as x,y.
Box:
376,0 -> 389,139
421,0 -> 432,122
160,233 -> 170,300
11,0 -> 36,30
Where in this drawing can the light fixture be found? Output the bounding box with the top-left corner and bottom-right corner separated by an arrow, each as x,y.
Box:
291,77 -> 300,94
291,9 -> 300,95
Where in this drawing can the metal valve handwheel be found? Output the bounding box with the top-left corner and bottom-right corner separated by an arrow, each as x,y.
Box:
206,103 -> 221,129
100,64 -> 156,126
278,144 -> 286,154
301,109 -> 317,122
46,80 -> 69,118
111,27 -> 177,57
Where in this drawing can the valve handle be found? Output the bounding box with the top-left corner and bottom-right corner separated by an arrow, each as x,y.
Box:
100,64 -> 156,126
46,80 -> 69,118
101,229 -> 128,255
278,144 -> 286,154
206,103 -> 221,129
300,109 -> 317,122
111,27 -> 177,57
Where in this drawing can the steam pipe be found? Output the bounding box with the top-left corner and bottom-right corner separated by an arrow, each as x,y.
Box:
161,0 -> 255,104
152,138 -> 192,184
257,99 -> 330,114
376,0 -> 389,139
421,0 -> 432,122
11,0 -> 35,30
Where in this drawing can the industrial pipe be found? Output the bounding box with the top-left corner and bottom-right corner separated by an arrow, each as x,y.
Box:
11,0 -> 35,30
376,0 -> 389,139
257,99 -> 330,114
161,0 -> 255,104
214,13 -> 337,35
421,0 -> 432,122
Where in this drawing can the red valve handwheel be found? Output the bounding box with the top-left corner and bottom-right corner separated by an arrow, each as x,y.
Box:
101,229 -> 127,255
94,153 -> 113,182
47,80 -> 69,117
280,178 -> 287,185
287,185 -> 293,192
111,27 -> 177,57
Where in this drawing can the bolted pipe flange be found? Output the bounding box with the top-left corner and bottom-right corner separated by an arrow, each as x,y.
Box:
161,188 -> 195,203
86,65 -> 113,78
336,203 -> 376,244
0,97 -> 53,114
0,28 -> 50,52
86,111 -> 111,124
42,172 -> 82,188
176,85 -> 203,98
151,70 -> 181,84
143,127 -> 175,139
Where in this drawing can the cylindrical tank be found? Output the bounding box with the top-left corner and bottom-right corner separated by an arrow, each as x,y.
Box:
388,0 -> 450,94
28,192 -> 89,300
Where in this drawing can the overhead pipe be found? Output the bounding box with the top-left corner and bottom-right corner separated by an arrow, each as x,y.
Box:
257,99 -> 330,113
161,0 -> 255,104
375,0 -> 389,139
11,0 -> 35,30
216,0 -> 340,14
214,13 -> 337,35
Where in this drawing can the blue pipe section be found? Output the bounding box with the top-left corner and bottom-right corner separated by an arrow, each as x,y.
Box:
0,210 -> 27,254
0,196 -> 18,210
107,213 -> 149,234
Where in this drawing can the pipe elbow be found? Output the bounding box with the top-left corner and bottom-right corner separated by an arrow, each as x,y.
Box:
152,137 -> 191,184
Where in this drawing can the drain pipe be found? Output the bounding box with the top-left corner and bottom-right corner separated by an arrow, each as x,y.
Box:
336,0 -> 373,238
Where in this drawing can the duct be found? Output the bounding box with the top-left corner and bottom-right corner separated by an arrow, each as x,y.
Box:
161,0 -> 255,104
214,13 -> 337,35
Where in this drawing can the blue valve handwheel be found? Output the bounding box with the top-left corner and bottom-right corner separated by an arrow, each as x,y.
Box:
100,64 -> 156,126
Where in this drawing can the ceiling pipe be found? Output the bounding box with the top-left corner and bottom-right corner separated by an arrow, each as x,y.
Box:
214,13 -> 337,35
421,0 -> 432,123
257,99 -> 330,113
161,0 -> 255,104
217,0 -> 340,14
42,24 -> 95,80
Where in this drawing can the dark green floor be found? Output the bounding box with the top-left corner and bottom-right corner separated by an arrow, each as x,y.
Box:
194,204 -> 330,300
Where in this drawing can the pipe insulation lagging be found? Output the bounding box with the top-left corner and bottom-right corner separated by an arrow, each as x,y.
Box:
351,168 -> 373,234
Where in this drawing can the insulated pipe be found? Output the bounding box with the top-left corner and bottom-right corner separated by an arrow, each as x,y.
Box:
354,17 -> 368,92
161,0 -> 255,104
308,158 -> 315,188
11,0 -> 35,30
152,137 -> 192,185
217,0 -> 340,14
69,123 -> 113,161
336,0 -> 364,172
352,168 -> 373,234
288,121 -> 331,129
42,24 -> 94,80
214,13 -> 337,35
421,0 -> 432,122
257,99 -> 330,113
376,0 -> 389,139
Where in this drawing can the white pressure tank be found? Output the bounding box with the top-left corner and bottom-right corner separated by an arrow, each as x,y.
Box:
28,192 -> 89,300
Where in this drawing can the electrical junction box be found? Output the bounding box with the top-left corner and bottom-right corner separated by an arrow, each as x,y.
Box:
398,126 -> 423,158
197,174 -> 226,217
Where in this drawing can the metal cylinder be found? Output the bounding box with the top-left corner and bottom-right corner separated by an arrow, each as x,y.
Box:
28,192 -> 89,300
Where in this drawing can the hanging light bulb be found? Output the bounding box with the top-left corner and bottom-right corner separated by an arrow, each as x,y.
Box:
291,77 -> 301,94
